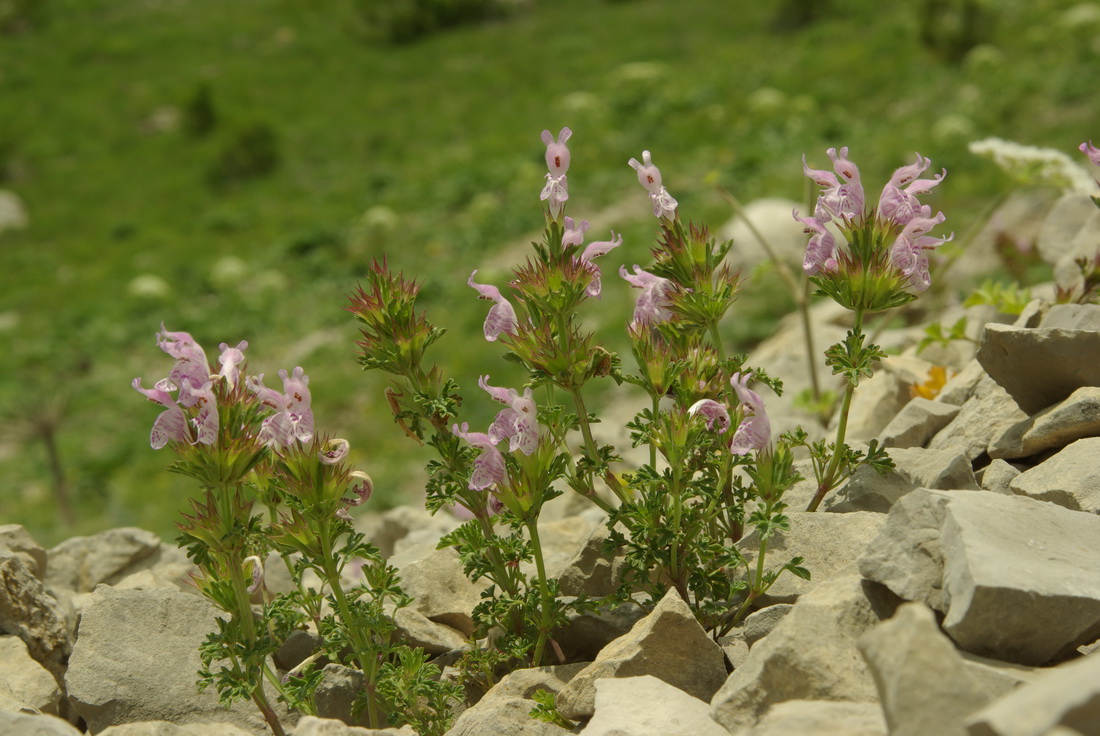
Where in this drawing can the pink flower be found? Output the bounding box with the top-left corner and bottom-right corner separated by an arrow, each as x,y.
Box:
178,378 -> 219,445
479,375 -> 539,455
620,264 -> 674,327
132,378 -> 191,449
1081,140 -> 1100,168
688,399 -> 731,433
246,367 -> 315,447
468,270 -> 518,342
540,127 -> 572,217
729,372 -> 770,455
155,324 -> 210,393
562,217 -> 590,248
336,471 -> 374,521
628,150 -> 678,219
319,438 -> 350,465
877,153 -> 946,226
453,422 -> 508,490
793,211 -> 838,276
217,340 -> 248,389
890,215 -> 953,292
577,231 -> 623,298
803,147 -> 865,221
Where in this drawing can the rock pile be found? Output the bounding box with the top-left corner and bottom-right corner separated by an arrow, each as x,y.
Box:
4,298 -> 1100,736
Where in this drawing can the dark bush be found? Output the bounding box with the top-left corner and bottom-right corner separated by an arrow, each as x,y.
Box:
355,0 -> 515,44
206,121 -> 280,188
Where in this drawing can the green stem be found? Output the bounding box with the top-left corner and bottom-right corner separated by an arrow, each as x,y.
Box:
707,321 -> 726,364
807,309 -> 864,512
569,387 -> 626,506
798,279 -> 821,404
649,393 -> 660,470
668,465 -> 686,599
526,519 -> 555,667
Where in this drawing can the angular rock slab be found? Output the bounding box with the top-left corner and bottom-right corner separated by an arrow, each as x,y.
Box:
858,489 -> 1100,665
556,588 -> 727,721
579,675 -> 729,736
45,527 -> 163,593
0,550 -> 71,680
0,524 -> 48,580
97,722 -> 257,735
66,586 -> 282,734
710,568 -> 896,733
858,602 -> 990,736
1008,437 -> 1100,513
291,716 -> 415,735
965,651 -> 1100,736
745,700 -> 886,736
445,664 -> 583,736
928,374 -> 1028,460
737,512 -> 886,603
990,386 -> 1100,460
0,711 -> 83,736
878,397 -> 961,449
977,321 -> 1100,415
825,447 -> 979,513
0,635 -> 61,714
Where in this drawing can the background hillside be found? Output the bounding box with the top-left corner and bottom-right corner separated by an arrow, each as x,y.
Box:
2,0 -> 1097,544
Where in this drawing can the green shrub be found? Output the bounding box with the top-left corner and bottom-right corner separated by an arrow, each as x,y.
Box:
207,121 -> 280,188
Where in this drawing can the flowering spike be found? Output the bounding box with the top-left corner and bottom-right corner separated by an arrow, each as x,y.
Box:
620,264 -> 674,327
729,372 -> 771,454
132,378 -> 190,449
468,270 -> 518,342
479,376 -> 539,455
452,422 -> 507,490
628,150 -> 678,220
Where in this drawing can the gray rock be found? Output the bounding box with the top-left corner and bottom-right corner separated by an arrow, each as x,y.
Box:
1036,194 -> 1100,267
825,447 -> 979,513
579,675 -> 730,736
363,506 -> 460,560
990,386 -> 1100,460
530,516 -> 601,583
46,527 -> 164,594
445,664 -> 581,736
958,652 -> 1045,702
965,652 -> 1100,736
978,460 -> 1021,495
858,489 -> 1100,665
98,722 -> 256,736
709,568 -> 897,733
0,711 -> 82,736
1007,436 -> 1100,513
936,358 -> 987,407
315,664 -> 369,729
65,586 -> 286,734
0,524 -> 48,580
555,525 -> 623,598
742,604 -> 794,647
392,605 -> 468,655
929,374 -> 1029,460
977,321 -> 1100,415
0,635 -> 61,715
737,511 -> 885,604
719,197 -> 808,269
556,588 -> 727,721
388,545 -> 488,638
0,550 -> 71,680
745,700 -> 886,736
1040,303 -> 1100,331
858,602 -> 990,736
291,716 -> 414,735
844,355 -> 937,443
878,397 -> 961,449
556,599 -> 646,663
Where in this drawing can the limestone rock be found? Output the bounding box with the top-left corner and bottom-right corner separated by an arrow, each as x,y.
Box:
556,599 -> 646,663
97,722 -> 256,736
990,386 -> 1100,460
737,512 -> 886,604
858,602 -> 990,736
978,460 -> 1021,495
0,711 -> 82,736
958,652 -> 1045,702
858,489 -> 1100,665
388,544 -> 488,638
745,700 -> 886,736
315,664 -> 369,728
1036,193 -> 1100,267
825,447 -> 979,513
445,664 -> 581,736
364,506 -> 460,559
556,588 -> 727,721
709,568 -> 897,732
844,355 -> 936,442
46,527 -> 164,594
977,320 -> 1100,415
929,374 -> 1029,460
0,550 -> 71,680
878,397 -> 961,449
742,604 -> 793,647
65,586 -> 287,734
579,675 -> 730,736
0,524 -> 48,580
555,525 -> 623,598
0,635 -> 61,715
965,652 -> 1100,736
291,716 -> 414,735
1007,437 -> 1100,512
719,197 -> 808,269
936,358 -> 987,407
392,606 -> 468,655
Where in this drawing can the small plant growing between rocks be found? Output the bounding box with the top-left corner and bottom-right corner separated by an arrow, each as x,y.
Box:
134,126 -> 976,734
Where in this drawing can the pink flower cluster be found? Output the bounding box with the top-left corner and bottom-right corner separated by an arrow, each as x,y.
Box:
796,147 -> 952,292
688,372 -> 771,455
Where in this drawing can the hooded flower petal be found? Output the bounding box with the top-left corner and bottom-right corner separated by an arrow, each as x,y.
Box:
578,231 -> 623,298
217,340 -> 248,389
619,265 -> 674,327
562,217 -> 590,248
541,127 -> 572,176
629,151 -> 678,220
132,378 -> 190,449
156,324 -> 211,393
468,270 -> 518,342
453,423 -> 507,490
1081,140 -> 1100,168
179,378 -> 219,445
793,211 -> 838,276
729,372 -> 771,454
479,376 -> 539,455
688,399 -> 731,433
246,368 -> 314,446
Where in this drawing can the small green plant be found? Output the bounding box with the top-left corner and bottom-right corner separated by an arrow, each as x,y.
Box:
207,121 -> 280,188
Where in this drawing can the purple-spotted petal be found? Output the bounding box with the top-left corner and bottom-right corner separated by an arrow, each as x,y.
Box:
541,127 -> 572,176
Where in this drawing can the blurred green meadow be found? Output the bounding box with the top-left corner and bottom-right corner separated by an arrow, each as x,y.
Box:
1,0 -> 1097,545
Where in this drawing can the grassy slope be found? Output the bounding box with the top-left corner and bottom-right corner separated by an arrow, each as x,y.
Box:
1,0 -> 1096,544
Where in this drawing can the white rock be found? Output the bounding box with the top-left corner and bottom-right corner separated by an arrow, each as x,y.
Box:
0,710 -> 82,736
929,374 -> 1028,460
291,715 -> 414,735
0,550 -> 71,680
719,197 -> 808,269
825,447 -> 979,513
745,699 -> 886,736
580,675 -> 730,736
878,397 -> 961,449
98,721 -> 257,735
990,386 -> 1100,460
1007,436 -> 1100,512
388,544 -> 488,638
0,635 -> 60,715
